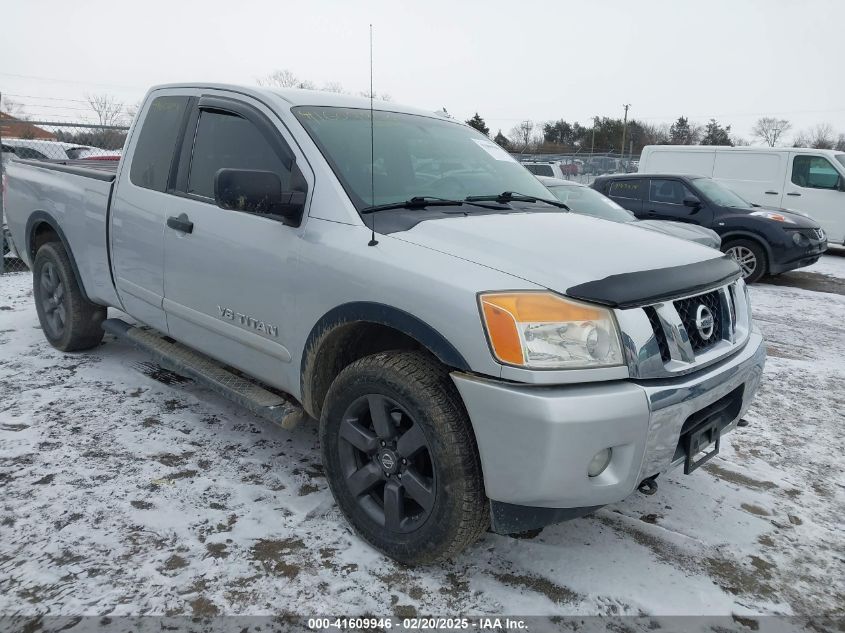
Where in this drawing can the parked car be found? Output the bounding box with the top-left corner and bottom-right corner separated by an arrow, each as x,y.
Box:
5,83 -> 765,564
537,176 -> 721,248
521,160 -> 566,178
592,174 -> 827,283
638,145 -> 845,246
1,139 -> 91,161
1,138 -> 119,161
585,156 -> 622,175
1,149 -> 20,260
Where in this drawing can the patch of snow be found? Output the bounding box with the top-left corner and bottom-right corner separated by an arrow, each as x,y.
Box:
0,259 -> 843,619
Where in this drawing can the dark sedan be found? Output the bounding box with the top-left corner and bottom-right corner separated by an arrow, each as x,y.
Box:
592,174 -> 828,282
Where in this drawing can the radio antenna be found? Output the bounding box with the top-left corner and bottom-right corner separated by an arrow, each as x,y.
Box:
367,23 -> 378,247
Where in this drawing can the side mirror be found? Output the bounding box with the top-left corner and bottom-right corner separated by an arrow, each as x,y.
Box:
683,195 -> 702,209
838,177 -> 845,192
214,168 -> 306,226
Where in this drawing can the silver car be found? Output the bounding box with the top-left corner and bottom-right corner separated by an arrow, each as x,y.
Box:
538,176 -> 721,248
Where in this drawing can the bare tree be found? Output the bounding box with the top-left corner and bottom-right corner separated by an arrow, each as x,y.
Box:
640,122 -> 670,145
731,135 -> 751,146
360,90 -> 392,101
124,100 -> 142,123
509,120 -> 536,152
793,123 -> 836,149
836,134 -> 845,152
258,69 -> 316,90
751,117 -> 791,147
86,93 -> 125,127
0,95 -> 27,119
321,81 -> 346,94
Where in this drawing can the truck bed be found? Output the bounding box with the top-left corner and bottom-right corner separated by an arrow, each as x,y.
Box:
14,158 -> 119,181
4,157 -> 121,307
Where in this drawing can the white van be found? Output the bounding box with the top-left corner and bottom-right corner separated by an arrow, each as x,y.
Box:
638,145 -> 845,245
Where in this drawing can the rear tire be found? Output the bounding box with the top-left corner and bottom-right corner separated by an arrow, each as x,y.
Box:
722,238 -> 767,284
33,242 -> 106,351
320,351 -> 488,565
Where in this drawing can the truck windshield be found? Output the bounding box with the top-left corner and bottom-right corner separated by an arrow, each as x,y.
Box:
292,106 -> 550,210
836,154 -> 845,170
692,177 -> 750,208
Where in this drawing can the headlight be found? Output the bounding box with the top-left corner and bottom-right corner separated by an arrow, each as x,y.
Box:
479,292 -> 623,369
750,210 -> 795,224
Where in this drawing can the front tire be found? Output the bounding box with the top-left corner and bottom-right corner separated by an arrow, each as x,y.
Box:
33,242 -> 106,351
722,239 -> 767,284
320,351 -> 488,565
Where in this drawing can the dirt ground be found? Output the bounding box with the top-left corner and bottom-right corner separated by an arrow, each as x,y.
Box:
0,255 -> 843,625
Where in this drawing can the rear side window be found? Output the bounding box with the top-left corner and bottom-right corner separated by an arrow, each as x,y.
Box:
11,147 -> 48,160
649,179 -> 692,204
130,96 -> 190,192
607,179 -> 641,199
525,164 -> 554,177
186,110 -> 291,200
791,155 -> 840,190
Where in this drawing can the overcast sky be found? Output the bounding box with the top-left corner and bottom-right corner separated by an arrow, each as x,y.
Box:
2,0 -> 843,143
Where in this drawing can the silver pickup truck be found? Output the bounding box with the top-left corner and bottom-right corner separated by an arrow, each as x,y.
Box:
4,84 -> 766,565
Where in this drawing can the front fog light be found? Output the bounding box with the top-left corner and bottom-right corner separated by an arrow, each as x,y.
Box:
588,448 -> 612,477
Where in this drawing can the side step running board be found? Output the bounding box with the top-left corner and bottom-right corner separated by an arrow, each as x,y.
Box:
102,318 -> 303,430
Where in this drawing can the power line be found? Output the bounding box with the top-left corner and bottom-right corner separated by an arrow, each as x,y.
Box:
0,71 -> 142,91
2,93 -> 93,104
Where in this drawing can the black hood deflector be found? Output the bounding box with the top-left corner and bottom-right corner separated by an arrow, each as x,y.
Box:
566,256 -> 742,309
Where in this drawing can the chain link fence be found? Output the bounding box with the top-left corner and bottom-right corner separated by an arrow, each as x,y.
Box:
1,119 -> 129,276
512,151 -> 642,186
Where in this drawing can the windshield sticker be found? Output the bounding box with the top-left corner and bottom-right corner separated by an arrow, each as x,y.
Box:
472,138 -> 516,162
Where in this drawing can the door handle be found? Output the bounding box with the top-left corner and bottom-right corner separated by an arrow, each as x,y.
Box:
764,190 -> 779,195
786,192 -> 802,197
167,214 -> 194,234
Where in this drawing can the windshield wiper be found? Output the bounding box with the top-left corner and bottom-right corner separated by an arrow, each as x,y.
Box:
465,191 -> 569,210
361,196 -> 465,214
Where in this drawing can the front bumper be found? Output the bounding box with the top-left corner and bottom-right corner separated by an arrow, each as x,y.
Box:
452,329 -> 766,512
769,239 -> 827,274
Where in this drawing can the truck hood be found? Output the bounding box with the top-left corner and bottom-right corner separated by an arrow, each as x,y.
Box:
392,211 -> 726,294
635,219 -> 721,248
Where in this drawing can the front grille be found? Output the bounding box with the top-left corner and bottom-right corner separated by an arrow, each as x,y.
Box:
644,306 -> 671,362
674,290 -> 723,352
619,279 -> 748,379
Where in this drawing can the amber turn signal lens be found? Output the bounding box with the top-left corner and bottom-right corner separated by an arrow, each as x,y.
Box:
480,292 -> 606,366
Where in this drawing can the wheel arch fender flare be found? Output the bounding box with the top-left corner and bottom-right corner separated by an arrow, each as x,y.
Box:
25,210 -> 91,302
300,302 -> 471,414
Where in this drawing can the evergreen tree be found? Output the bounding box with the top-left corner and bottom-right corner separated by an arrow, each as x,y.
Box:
466,112 -> 490,136
493,129 -> 510,149
669,116 -> 699,145
700,119 -> 733,146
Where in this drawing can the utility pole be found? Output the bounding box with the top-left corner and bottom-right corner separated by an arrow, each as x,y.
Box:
620,104 -> 630,162
590,116 -> 598,158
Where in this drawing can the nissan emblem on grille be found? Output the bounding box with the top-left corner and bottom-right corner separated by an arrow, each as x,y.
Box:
695,305 -> 715,340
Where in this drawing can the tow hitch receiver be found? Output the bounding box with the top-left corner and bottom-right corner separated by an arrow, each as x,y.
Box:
683,420 -> 721,474
637,476 -> 658,495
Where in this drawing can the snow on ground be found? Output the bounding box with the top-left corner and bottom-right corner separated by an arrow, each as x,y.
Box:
0,255 -> 843,622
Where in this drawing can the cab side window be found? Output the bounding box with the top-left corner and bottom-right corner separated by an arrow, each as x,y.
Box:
791,155 -> 840,190
649,179 -> 693,205
186,110 -> 291,200
130,96 -> 190,192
